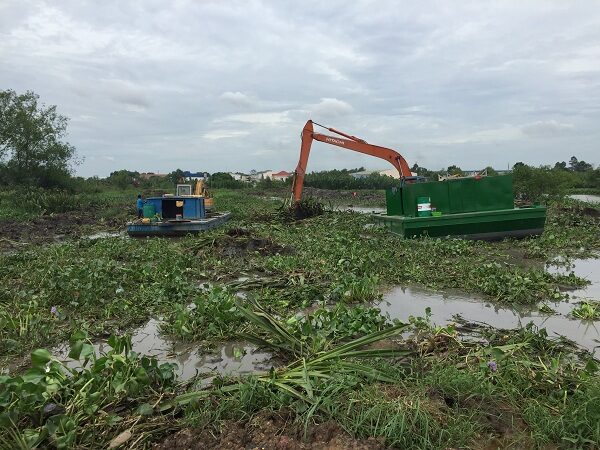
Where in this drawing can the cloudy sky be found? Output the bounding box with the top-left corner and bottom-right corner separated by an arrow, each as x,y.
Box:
1,1 -> 599,177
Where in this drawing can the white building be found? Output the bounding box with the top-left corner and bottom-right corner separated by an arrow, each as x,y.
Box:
229,169 -> 292,182
350,169 -> 402,179
229,172 -> 251,181
272,170 -> 292,181
250,170 -> 274,181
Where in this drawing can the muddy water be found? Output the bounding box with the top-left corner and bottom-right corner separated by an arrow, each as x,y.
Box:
377,258 -> 600,354
54,319 -> 274,381
569,194 -> 600,204
547,258 -> 600,301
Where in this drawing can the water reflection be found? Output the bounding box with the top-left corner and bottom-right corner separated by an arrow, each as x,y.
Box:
377,257 -> 600,355
54,319 -> 274,380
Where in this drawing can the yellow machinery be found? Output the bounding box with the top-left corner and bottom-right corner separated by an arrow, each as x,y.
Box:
193,179 -> 214,210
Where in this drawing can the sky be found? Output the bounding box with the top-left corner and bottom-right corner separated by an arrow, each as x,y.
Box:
1,0 -> 599,177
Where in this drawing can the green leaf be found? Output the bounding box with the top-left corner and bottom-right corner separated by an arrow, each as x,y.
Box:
136,403 -> 154,416
69,330 -> 87,344
134,367 -> 149,385
105,414 -> 123,426
80,343 -> 95,361
31,349 -> 52,368
68,341 -> 83,360
584,358 -> 599,375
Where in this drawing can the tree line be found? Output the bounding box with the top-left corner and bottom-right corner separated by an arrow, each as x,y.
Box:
1,89 -> 598,200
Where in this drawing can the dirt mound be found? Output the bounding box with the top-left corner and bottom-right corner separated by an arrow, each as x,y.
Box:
226,228 -> 252,237
582,206 -> 600,218
153,410 -> 386,450
0,211 -> 123,248
554,204 -> 600,226
212,231 -> 291,257
288,199 -> 325,221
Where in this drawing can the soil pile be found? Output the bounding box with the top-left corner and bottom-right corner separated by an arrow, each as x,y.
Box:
154,410 -> 386,450
209,229 -> 291,257
0,210 -> 123,247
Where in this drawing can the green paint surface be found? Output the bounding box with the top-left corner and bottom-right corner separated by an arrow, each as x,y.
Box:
386,175 -> 515,218
373,206 -> 547,239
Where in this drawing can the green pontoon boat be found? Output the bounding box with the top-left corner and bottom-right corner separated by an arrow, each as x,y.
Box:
288,119 -> 545,241
372,174 -> 546,240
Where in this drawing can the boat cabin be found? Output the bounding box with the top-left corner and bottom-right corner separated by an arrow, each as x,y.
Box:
145,196 -> 205,220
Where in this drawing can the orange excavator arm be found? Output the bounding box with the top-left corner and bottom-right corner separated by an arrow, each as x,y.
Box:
292,120 -> 412,202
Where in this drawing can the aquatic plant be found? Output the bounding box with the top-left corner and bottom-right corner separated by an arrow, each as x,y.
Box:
160,286 -> 245,342
571,301 -> 600,320
0,333 -> 177,449
285,197 -> 325,220
169,299 -> 412,411
1,189 -> 599,449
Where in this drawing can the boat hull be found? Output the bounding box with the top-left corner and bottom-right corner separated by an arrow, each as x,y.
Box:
127,212 -> 231,237
371,207 -> 546,240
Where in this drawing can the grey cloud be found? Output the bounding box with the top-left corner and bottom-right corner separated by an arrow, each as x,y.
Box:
220,91 -> 253,107
309,98 -> 354,118
521,120 -> 574,138
0,0 -> 599,176
110,91 -> 150,109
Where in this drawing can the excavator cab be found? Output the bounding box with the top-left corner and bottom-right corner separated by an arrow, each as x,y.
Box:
194,179 -> 214,211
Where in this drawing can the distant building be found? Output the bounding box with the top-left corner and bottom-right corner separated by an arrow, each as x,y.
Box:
139,172 -> 168,180
377,169 -> 401,179
182,171 -> 209,181
250,170 -> 274,181
461,169 -> 511,177
272,170 -> 292,181
350,169 -> 401,179
229,172 -> 252,182
229,170 -> 292,182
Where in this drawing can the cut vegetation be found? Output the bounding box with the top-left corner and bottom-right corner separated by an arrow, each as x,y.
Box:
0,188 -> 599,449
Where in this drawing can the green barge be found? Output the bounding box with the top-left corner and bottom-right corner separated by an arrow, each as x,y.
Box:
372,174 -> 546,240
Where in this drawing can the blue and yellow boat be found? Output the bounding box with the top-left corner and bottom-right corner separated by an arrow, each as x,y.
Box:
127,184 -> 230,237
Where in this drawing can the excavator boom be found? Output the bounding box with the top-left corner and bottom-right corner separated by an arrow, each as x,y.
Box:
292,120 -> 412,202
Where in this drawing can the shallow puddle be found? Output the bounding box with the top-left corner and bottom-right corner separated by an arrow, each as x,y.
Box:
378,286 -> 599,354
85,231 -> 124,240
377,258 -> 600,354
335,206 -> 386,214
54,319 -> 274,380
547,258 -> 600,301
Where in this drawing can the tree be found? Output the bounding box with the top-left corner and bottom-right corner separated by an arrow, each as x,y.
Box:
483,166 -> 498,176
568,156 -> 579,171
569,156 -> 593,172
0,89 -> 79,187
554,161 -> 568,171
575,160 -> 593,172
209,172 -> 245,189
585,167 -> 600,189
446,165 -> 464,176
410,163 -> 437,179
168,169 -> 185,184
512,163 -> 578,201
107,170 -> 139,189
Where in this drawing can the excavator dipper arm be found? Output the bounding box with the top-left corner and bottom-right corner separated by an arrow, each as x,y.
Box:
292,120 -> 412,202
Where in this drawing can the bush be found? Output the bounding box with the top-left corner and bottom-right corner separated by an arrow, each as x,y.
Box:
513,164 -> 579,201
304,169 -> 401,190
